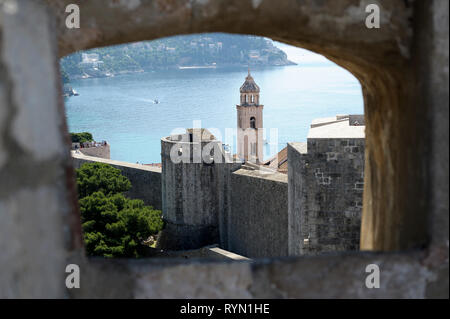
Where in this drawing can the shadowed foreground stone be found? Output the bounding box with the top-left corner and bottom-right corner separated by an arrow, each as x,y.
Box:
67,250 -> 436,298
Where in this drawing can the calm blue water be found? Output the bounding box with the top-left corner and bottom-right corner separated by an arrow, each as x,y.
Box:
64,44 -> 363,163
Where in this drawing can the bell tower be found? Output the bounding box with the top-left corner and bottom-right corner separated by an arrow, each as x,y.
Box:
236,69 -> 264,163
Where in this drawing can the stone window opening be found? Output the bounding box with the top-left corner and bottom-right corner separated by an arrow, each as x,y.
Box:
1,0 -> 446,298
52,7 -> 435,258
64,36 -> 366,257
58,28 -> 436,292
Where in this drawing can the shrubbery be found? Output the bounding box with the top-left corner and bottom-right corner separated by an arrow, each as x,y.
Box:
76,162 -> 163,258
71,132 -> 93,144
76,162 -> 130,198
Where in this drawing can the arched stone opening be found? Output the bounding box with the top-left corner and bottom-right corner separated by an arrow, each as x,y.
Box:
49,0 -> 429,252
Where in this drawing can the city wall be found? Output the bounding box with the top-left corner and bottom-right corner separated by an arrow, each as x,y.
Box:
288,138 -> 365,255
159,131 -> 290,257
78,144 -> 110,159
72,153 -> 162,210
229,168 -> 289,258
72,146 -> 290,258
158,134 -> 236,250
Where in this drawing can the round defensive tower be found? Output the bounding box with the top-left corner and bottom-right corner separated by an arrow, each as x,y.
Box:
158,128 -> 224,250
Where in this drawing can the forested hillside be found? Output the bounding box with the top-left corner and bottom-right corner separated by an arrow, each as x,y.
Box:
60,33 -> 295,79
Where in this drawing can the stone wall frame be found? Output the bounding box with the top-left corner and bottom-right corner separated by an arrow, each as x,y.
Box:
0,0 -> 447,298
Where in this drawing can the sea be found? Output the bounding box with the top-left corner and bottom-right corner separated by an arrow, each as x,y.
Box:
64,42 -> 363,164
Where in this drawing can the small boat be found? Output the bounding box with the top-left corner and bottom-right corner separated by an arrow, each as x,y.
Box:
153,99 -> 159,104
72,89 -> 79,96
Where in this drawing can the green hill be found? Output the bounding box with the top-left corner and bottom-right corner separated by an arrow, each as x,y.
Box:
60,33 -> 295,79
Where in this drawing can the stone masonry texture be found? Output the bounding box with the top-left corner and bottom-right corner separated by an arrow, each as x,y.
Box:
229,169 -> 289,258
288,138 -> 365,255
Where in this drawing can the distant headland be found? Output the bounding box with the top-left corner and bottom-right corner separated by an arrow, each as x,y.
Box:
60,33 -> 296,80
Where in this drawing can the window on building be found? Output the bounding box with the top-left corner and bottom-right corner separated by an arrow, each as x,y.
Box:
250,117 -> 256,129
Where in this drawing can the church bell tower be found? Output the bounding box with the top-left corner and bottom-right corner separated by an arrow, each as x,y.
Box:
236,69 -> 264,163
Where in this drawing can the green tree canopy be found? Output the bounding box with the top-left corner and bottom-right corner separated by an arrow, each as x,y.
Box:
80,192 -> 163,258
76,162 -> 163,258
71,132 -> 93,143
76,162 -> 131,198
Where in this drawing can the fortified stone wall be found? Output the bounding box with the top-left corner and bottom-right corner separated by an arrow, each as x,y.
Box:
288,138 -> 365,256
72,136 -> 360,260
72,153 -> 162,210
159,131 -> 240,250
157,245 -> 250,261
160,130 -> 290,257
78,144 -> 110,159
229,168 -> 288,258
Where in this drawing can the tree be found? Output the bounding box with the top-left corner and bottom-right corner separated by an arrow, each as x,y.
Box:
76,162 -> 131,198
71,132 -> 93,144
76,162 -> 163,257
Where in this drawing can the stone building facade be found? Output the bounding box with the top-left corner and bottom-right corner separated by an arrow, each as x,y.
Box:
288,116 -> 365,255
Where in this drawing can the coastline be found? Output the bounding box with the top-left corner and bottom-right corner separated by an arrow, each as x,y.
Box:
178,65 -> 217,69
68,61 -> 297,81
